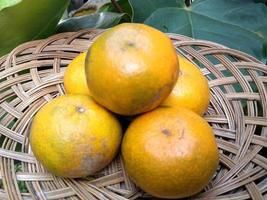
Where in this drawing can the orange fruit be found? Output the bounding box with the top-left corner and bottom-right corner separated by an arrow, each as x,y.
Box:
85,23 -> 179,115
64,52 -> 90,95
122,107 -> 219,199
162,55 -> 210,116
30,95 -> 122,178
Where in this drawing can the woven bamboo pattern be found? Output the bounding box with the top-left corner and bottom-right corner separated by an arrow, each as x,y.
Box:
0,29 -> 266,200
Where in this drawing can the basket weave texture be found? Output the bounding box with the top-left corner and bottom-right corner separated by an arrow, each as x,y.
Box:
0,29 -> 266,200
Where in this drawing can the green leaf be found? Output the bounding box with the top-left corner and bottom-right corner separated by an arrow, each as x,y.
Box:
0,0 -> 21,11
99,0 -> 132,19
56,12 -> 127,32
72,6 -> 97,17
253,0 -> 267,3
130,0 -> 267,61
68,0 -> 84,13
129,0 -> 183,22
69,1 -> 100,17
0,0 -> 70,57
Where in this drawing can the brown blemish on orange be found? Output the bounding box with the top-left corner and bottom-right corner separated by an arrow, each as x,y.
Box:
178,128 -> 185,140
161,128 -> 171,136
82,153 -> 106,175
127,41 -> 135,47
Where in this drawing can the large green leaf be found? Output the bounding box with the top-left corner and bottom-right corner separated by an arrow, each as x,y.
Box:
129,0 -> 181,22
56,12 -> 127,32
129,0 -> 267,61
0,0 -> 69,57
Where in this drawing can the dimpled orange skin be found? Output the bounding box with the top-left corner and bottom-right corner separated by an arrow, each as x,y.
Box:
64,52 -> 90,95
162,55 -> 210,116
122,107 -> 219,199
30,95 -> 122,178
85,23 -> 179,115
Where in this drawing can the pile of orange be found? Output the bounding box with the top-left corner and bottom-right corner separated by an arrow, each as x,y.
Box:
30,23 -> 219,199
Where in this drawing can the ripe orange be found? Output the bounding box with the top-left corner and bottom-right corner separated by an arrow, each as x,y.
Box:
122,107 -> 219,199
30,95 -> 122,178
162,55 -> 210,115
85,23 -> 179,115
64,52 -> 90,95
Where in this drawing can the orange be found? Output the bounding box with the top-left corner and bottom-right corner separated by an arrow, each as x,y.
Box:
85,23 -> 179,115
122,107 -> 219,199
162,55 -> 210,116
30,95 -> 122,178
64,52 -> 90,95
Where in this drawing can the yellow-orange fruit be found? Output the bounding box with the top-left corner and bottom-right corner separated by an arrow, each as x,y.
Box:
30,95 -> 122,178
122,107 -> 219,199
85,23 -> 179,115
162,55 -> 210,115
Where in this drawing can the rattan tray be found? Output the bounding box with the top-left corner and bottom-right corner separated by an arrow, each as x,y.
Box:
0,29 -> 266,200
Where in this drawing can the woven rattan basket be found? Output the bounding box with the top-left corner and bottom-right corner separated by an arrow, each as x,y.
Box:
0,29 -> 266,200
